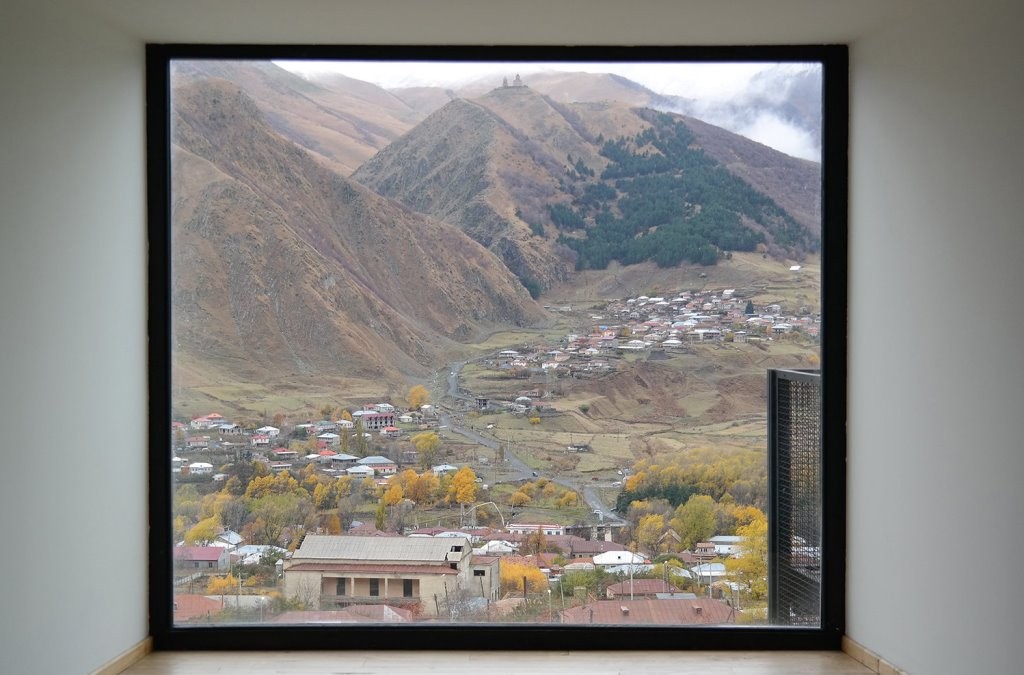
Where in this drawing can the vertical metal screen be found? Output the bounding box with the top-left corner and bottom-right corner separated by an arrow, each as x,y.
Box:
768,369 -> 821,626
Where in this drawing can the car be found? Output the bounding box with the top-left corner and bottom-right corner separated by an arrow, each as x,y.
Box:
531,471 -> 538,477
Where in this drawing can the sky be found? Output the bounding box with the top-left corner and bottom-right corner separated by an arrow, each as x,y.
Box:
277,60 -> 822,160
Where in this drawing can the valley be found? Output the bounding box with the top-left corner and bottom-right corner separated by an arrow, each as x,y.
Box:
167,60 -> 822,624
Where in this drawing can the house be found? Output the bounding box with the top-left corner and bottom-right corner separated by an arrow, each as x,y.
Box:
186,462 -> 213,476
213,530 -> 244,551
690,562 -> 728,583
357,456 -> 397,475
255,425 -> 280,437
283,535 -> 481,617
271,448 -> 298,461
185,436 -> 210,449
328,453 -> 359,467
190,413 -> 224,429
173,594 -> 224,623
379,426 -> 401,437
593,550 -> 647,567
431,464 -> 458,476
469,555 -> 500,601
606,579 -> 681,599
251,434 -> 271,447
317,432 -> 340,446
694,542 -> 717,561
709,535 -> 743,556
270,606 -> 413,624
173,546 -> 230,571
507,523 -> 565,536
560,598 -> 735,625
356,412 -> 396,430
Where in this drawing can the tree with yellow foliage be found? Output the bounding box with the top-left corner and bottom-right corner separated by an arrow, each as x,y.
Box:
447,466 -> 478,506
383,483 -> 404,507
206,572 -> 239,597
185,515 -> 220,545
407,384 -> 430,411
724,512 -> 768,599
510,490 -> 532,507
411,431 -> 441,469
499,558 -> 548,596
634,513 -> 666,553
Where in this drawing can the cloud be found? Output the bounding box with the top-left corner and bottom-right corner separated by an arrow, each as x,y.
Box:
277,60 -> 822,159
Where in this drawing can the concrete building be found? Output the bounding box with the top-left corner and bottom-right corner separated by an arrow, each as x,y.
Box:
284,535 -> 479,617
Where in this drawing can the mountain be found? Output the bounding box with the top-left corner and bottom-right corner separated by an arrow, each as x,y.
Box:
170,78 -> 543,393
353,83 -> 819,290
172,61 -> 426,175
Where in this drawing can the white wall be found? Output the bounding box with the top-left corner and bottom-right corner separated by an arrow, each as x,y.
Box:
847,3 -> 1024,672
0,2 -> 148,674
1,1 -> 1021,673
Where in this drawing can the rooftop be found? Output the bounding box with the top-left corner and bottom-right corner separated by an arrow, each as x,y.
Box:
292,535 -> 470,563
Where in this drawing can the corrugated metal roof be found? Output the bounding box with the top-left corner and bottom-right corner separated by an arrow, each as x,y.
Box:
286,562 -> 458,575
293,535 -> 469,562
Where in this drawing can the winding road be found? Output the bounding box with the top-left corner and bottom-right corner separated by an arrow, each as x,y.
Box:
437,361 -> 625,525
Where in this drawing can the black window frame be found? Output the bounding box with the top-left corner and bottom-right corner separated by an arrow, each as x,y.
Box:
147,42 -> 847,652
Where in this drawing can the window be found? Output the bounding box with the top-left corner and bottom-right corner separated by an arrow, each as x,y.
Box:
149,43 -> 846,651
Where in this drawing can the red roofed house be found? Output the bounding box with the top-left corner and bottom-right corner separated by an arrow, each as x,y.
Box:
173,594 -> 223,623
560,598 -> 735,625
173,546 -> 230,571
605,579 -> 681,599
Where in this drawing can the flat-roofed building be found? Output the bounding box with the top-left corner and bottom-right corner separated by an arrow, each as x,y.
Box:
284,535 -> 477,617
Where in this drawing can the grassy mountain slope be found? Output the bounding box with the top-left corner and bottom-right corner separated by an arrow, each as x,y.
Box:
172,61 -> 424,175
354,83 -> 819,291
171,78 -> 543,399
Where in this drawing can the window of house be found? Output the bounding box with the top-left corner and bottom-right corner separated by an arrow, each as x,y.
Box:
149,43 -> 846,651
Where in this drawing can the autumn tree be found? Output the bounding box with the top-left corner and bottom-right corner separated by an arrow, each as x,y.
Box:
670,494 -> 718,550
499,559 -> 548,596
447,466 -> 478,507
407,384 -> 430,411
634,513 -> 666,553
410,431 -> 441,469
524,527 -> 547,555
510,490 -> 532,508
206,573 -> 239,598
724,512 -> 768,599
383,483 -> 404,507
556,491 -> 578,508
319,403 -> 336,420
185,515 -> 220,545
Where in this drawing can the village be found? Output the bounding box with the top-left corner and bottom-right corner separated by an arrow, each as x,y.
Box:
171,286 -> 812,626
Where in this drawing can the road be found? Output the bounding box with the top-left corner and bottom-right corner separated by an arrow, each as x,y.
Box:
438,361 -> 626,525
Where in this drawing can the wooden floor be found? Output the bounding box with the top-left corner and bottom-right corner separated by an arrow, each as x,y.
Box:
122,650 -> 875,674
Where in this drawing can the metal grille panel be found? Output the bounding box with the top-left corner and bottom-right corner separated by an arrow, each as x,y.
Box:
768,369 -> 822,626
